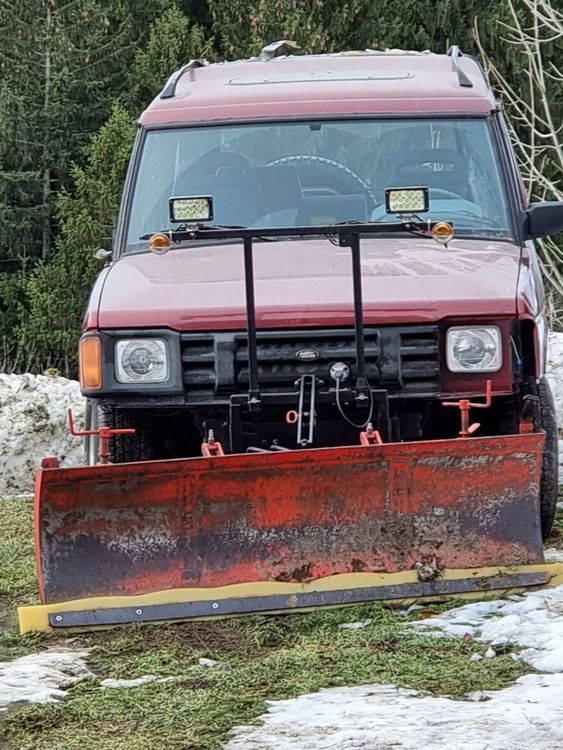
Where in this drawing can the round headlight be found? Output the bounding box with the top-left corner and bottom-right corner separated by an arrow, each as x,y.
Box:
115,339 -> 169,383
446,327 -> 502,373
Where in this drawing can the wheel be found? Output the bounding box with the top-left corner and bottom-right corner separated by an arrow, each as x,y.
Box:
99,407 -> 155,463
522,377 -> 559,540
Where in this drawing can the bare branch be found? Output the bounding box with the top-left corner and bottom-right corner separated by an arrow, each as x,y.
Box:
475,0 -> 563,313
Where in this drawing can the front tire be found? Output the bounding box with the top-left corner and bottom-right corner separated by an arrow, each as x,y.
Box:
523,377 -> 559,540
100,407 -> 156,463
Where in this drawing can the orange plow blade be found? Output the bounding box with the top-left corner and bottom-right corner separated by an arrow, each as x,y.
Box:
33,433 -> 547,620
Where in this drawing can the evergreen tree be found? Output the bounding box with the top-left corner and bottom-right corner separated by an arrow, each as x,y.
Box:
18,105 -> 136,373
207,0 -> 533,62
1,0 -> 561,373
125,5 -> 214,110
0,0 -> 172,266
15,5 -> 212,374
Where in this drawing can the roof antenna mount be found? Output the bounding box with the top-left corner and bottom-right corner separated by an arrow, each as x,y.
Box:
447,45 -> 473,88
259,40 -> 300,62
160,59 -> 207,99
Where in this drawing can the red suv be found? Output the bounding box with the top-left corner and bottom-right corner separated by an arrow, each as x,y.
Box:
80,45 -> 563,537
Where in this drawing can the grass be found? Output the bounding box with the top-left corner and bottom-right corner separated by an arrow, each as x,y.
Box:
2,497 -> 559,750
548,499 -> 563,548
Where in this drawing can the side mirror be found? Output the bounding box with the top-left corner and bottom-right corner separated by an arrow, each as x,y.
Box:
524,201 -> 563,240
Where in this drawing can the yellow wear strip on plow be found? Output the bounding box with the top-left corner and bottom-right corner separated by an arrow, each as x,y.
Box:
18,563 -> 563,634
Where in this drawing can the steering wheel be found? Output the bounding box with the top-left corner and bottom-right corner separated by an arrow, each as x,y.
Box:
266,155 -> 377,212
426,187 -> 467,201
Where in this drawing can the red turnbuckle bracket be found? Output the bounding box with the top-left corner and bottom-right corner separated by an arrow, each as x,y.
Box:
442,380 -> 493,438
201,429 -> 225,457
68,408 -> 135,464
360,422 -> 383,446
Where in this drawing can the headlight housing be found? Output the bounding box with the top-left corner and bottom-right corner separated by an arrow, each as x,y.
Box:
446,327 -> 502,373
115,338 -> 169,383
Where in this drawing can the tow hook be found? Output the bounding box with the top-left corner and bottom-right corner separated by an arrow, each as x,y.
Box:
442,379 -> 492,438
360,422 -> 383,446
201,429 -> 225,457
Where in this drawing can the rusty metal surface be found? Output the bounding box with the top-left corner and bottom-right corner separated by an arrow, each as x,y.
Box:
47,571 -> 551,628
35,434 -> 545,603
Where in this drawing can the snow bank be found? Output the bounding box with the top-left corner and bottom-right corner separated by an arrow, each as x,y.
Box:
547,331 -> 563,431
0,650 -> 91,710
226,675 -> 563,750
0,373 -> 85,496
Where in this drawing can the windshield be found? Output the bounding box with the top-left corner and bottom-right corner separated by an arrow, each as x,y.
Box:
125,118 -> 511,250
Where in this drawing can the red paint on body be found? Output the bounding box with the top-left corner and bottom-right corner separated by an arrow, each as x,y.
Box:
93,238 -> 523,331
140,54 -> 494,126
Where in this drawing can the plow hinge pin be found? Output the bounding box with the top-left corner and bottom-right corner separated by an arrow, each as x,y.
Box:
67,408 -> 135,464
442,380 -> 492,438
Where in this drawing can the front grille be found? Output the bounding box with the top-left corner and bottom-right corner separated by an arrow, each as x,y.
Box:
398,328 -> 441,394
180,326 -> 439,400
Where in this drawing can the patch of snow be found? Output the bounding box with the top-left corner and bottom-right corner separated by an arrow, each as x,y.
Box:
396,603 -> 423,617
545,548 -> 563,563
225,674 -> 563,750
100,674 -> 180,689
198,657 -> 231,670
338,619 -> 372,630
226,585 -> 563,749
0,650 -> 91,710
0,373 -> 85,496
408,584 -> 563,673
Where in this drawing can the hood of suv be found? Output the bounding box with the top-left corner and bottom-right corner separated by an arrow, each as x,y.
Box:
96,237 -> 522,330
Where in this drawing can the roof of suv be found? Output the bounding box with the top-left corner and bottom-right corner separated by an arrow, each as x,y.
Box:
140,48 -> 496,126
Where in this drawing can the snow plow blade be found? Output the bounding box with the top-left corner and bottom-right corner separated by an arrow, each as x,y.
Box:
24,432 -> 554,632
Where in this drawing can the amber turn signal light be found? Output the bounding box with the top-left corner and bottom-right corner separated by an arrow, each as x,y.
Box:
148,232 -> 171,255
79,336 -> 102,390
432,221 -> 454,246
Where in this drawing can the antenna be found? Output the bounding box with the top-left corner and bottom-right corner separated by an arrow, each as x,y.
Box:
258,40 -> 300,62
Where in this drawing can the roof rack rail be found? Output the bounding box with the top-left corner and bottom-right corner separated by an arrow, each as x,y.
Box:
447,45 -> 473,88
160,59 -> 207,99
259,40 -> 300,62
